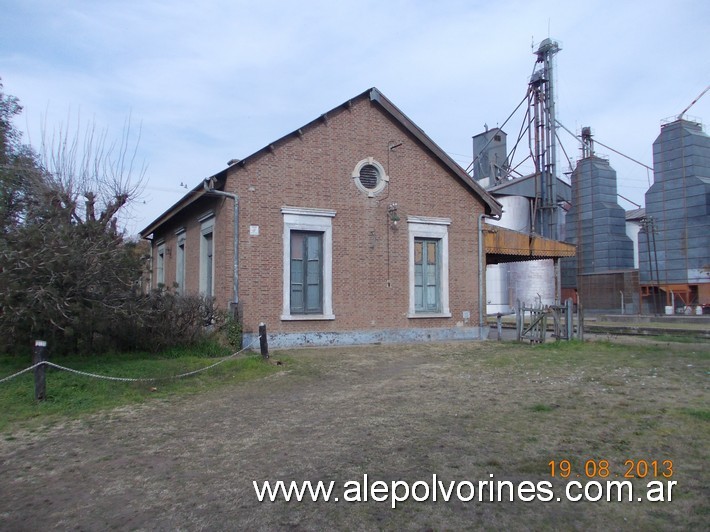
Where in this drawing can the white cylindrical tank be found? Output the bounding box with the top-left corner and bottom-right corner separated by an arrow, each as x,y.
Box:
486,196 -> 556,310
488,195 -> 531,232
486,195 -> 530,312
509,259 -> 556,307
486,263 -> 510,314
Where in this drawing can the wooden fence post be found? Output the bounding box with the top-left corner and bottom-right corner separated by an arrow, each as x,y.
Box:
33,340 -> 47,401
258,322 -> 269,359
565,298 -> 572,341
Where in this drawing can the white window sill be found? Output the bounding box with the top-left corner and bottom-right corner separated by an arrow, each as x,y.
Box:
407,312 -> 452,319
281,314 -> 336,321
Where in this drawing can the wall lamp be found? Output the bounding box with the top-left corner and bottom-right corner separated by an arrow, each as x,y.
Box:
388,202 -> 400,228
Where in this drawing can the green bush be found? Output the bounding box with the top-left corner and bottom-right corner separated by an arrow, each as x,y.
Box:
224,316 -> 243,350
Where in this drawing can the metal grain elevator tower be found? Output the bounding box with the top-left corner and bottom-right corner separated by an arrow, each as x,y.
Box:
530,38 -> 561,240
561,127 -> 637,311
564,128 -> 635,274
639,116 -> 710,311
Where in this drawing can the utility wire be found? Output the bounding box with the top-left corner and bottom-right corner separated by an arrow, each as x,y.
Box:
467,91 -> 529,173
555,119 -> 653,171
592,138 -> 653,171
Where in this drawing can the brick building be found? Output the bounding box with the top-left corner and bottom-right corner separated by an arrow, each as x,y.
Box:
140,88 -> 502,347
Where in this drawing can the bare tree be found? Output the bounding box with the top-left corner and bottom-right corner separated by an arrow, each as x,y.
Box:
0,84 -> 150,355
38,112 -> 146,232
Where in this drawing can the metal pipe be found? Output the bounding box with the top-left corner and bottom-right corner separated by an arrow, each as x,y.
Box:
554,258 -> 561,305
203,179 -> 239,314
147,236 -> 154,291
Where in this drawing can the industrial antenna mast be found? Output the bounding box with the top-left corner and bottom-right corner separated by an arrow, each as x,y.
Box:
529,38 -> 561,240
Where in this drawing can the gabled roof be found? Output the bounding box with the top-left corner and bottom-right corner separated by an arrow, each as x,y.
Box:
367,89 -> 502,216
140,87 -> 502,238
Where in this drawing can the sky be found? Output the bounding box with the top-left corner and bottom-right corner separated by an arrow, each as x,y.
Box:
1,0 -> 708,236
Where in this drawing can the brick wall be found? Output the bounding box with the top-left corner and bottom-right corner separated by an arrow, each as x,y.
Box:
226,97 -> 484,336
149,95 -> 487,340
150,196 -> 227,300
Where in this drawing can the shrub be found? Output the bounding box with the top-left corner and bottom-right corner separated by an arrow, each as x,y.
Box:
112,290 -> 220,353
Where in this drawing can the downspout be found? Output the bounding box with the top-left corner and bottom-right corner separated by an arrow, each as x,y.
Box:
147,236 -> 154,292
203,179 -> 239,315
478,213 -> 500,331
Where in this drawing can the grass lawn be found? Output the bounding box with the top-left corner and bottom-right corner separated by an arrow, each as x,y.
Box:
0,343 -> 286,433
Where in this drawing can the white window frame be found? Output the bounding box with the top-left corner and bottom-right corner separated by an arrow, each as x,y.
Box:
407,216 -> 451,318
199,213 -> 215,297
175,228 -> 186,295
281,206 -> 335,320
156,240 -> 166,288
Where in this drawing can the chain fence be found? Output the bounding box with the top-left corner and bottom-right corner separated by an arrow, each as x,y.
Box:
0,336 -> 261,385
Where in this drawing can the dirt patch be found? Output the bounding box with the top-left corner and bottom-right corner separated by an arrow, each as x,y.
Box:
0,340 -> 708,530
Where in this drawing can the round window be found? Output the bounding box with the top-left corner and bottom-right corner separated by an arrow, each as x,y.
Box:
359,164 -> 379,189
352,158 -> 388,196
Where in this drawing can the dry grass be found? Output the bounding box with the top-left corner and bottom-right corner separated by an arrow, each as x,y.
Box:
0,338 -> 708,530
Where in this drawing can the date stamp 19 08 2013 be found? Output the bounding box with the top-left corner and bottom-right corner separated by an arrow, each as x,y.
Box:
548,459 -> 673,479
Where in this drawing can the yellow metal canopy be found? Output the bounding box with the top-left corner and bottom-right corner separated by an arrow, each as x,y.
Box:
484,223 -> 576,264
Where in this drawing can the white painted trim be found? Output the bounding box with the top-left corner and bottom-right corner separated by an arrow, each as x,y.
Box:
281,314 -> 336,321
156,242 -> 166,286
407,215 -> 451,226
175,238 -> 186,295
281,206 -> 336,217
406,312 -> 453,319
408,220 -> 450,317
197,210 -> 215,223
199,217 -> 215,296
200,216 -> 215,236
351,157 -> 389,197
281,208 -> 335,320
242,325 -> 487,349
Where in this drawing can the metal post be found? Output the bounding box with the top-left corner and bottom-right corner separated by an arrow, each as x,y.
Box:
650,217 -> 662,314
496,313 -> 503,342
578,304 -> 584,341
566,298 -> 573,340
554,258 -> 561,305
258,322 -> 269,359
516,300 -> 522,342
33,340 -> 47,401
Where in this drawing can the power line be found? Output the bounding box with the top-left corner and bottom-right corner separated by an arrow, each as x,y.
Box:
467,91 -> 529,173
592,138 -> 653,171
555,120 -> 653,171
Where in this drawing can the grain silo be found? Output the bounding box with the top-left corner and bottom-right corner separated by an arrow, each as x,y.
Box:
561,127 -> 638,313
638,117 -> 710,313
